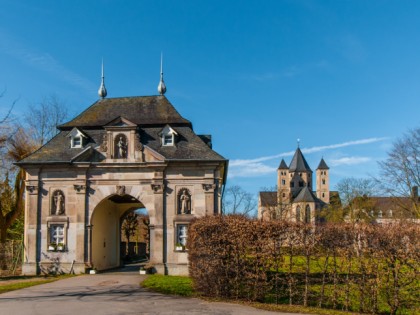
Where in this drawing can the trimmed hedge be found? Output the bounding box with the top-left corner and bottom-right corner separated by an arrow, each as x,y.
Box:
188,215 -> 419,315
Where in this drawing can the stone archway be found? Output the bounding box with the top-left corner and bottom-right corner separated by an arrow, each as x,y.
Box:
90,193 -> 147,271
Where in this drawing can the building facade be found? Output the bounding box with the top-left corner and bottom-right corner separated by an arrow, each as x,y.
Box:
17,95 -> 227,275
258,147 -> 330,223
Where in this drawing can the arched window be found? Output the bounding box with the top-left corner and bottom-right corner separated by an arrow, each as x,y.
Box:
305,205 -> 311,223
296,206 -> 301,222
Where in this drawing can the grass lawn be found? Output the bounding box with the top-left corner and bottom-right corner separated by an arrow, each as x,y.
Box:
141,274 -> 195,297
141,275 -> 360,315
0,275 -> 74,294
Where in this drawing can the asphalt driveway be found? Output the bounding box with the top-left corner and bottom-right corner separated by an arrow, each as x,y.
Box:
0,269 -> 305,315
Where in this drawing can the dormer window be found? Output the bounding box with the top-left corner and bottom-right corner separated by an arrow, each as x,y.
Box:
160,125 -> 178,147
72,137 -> 81,147
163,134 -> 173,146
68,128 -> 87,149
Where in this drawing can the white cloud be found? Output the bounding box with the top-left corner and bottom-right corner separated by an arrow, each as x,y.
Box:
230,137 -> 387,167
329,156 -> 371,166
228,137 -> 387,179
228,163 -> 276,178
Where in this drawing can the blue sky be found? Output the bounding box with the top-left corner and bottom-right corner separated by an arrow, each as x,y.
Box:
0,0 -> 419,196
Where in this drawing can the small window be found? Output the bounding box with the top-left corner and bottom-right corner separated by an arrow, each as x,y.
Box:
322,193 -> 325,198
290,182 -> 294,188
322,179 -> 326,185
163,134 -> 173,146
176,224 -> 188,249
296,206 -> 301,222
299,181 -> 304,187
50,225 -> 64,245
282,179 -> 286,185
282,193 -> 286,197
72,137 -> 81,147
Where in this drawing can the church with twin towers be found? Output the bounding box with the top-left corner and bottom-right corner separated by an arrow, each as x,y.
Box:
258,146 -> 331,223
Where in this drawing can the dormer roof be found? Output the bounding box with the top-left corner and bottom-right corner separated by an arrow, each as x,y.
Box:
289,148 -> 312,172
159,125 -> 178,136
67,127 -> 88,139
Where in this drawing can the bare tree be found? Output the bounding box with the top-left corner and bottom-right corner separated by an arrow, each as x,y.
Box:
377,127 -> 420,217
24,95 -> 68,146
222,185 -> 257,217
335,177 -> 378,222
121,212 -> 139,256
0,128 -> 36,242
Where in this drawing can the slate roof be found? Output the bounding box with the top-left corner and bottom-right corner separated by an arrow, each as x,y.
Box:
317,158 -> 329,170
293,186 -> 318,203
17,96 -> 226,164
278,159 -> 288,169
59,95 -> 191,129
259,192 -> 278,207
289,148 -> 312,172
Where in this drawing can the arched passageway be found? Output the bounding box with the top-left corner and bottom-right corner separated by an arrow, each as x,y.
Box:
91,194 -> 149,271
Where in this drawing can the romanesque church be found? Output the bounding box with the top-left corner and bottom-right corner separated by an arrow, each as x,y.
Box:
258,147 -> 330,223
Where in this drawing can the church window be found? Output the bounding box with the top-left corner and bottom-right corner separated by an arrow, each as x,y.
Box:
290,182 -> 294,188
322,193 -> 325,198
299,181 -> 304,187
282,179 -> 286,185
296,206 -> 301,222
305,205 -> 311,223
322,179 -> 326,185
282,193 -> 285,197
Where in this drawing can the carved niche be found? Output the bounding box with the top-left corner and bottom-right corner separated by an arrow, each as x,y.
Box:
178,188 -> 192,215
51,190 -> 65,215
114,134 -> 128,159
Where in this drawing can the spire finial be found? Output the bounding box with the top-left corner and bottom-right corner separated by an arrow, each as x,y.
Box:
297,138 -> 300,148
98,59 -> 107,99
157,52 -> 167,95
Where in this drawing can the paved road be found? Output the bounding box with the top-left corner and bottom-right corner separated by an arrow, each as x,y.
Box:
0,268 -> 305,315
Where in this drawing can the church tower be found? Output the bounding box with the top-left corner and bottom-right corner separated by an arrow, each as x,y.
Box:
277,159 -> 290,203
289,147 -> 313,195
316,158 -> 330,203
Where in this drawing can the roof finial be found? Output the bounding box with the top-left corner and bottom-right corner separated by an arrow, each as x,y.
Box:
157,53 -> 167,95
297,138 -> 300,148
98,59 -> 107,99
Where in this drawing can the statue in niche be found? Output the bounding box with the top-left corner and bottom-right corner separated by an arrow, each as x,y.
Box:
52,190 -> 65,215
115,134 -> 127,158
178,189 -> 191,214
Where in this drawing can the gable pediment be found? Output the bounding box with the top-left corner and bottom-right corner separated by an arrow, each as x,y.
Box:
104,116 -> 137,129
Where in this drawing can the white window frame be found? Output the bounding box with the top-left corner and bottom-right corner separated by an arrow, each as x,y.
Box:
72,136 -> 81,148
163,134 -> 174,146
175,224 -> 188,251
